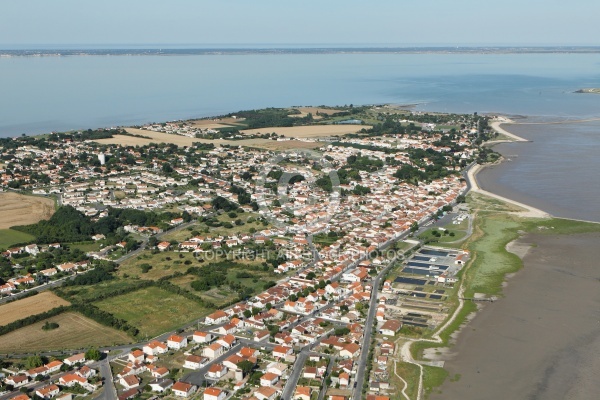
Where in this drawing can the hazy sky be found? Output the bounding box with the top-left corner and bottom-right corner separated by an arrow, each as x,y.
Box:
1,0 -> 599,47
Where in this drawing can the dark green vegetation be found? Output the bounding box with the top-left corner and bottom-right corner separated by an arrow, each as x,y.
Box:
11,205 -> 185,244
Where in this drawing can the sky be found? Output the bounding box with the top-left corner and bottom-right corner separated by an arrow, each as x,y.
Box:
1,0 -> 599,47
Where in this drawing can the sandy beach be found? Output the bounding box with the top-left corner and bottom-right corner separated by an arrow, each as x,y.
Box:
467,163 -> 551,218
489,117 -> 528,142
431,231 -> 600,400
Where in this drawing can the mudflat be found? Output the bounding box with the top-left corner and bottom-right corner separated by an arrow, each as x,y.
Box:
431,232 -> 600,400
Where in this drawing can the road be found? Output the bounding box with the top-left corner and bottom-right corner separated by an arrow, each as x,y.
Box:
95,359 -> 117,400
280,348 -> 309,400
352,260 -> 396,400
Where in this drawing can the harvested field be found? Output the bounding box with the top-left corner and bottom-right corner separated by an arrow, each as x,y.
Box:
0,312 -> 132,353
94,129 -> 322,150
0,192 -> 55,229
240,124 -> 368,138
0,292 -> 71,326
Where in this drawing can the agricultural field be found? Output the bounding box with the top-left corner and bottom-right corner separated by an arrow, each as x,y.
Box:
94,129 -> 323,150
0,229 -> 36,249
0,312 -> 132,353
0,292 -> 71,326
0,192 -> 55,229
95,286 -> 211,338
240,124 -> 369,138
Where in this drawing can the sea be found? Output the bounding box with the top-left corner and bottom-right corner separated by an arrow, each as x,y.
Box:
1,50 -> 599,221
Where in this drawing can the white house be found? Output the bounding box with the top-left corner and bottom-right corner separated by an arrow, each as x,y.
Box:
167,335 -> 188,350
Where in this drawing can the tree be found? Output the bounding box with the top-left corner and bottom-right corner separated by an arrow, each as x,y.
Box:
410,221 -> 419,232
243,310 -> 252,319
85,348 -> 101,361
236,360 -> 255,375
26,355 -> 44,369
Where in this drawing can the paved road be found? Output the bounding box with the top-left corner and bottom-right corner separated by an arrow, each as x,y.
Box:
96,359 -> 117,400
352,260 -> 396,400
181,343 -> 241,388
280,348 -> 309,400
317,356 -> 336,400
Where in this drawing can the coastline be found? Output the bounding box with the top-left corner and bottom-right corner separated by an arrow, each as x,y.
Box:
489,117 -> 529,142
419,121 -> 600,398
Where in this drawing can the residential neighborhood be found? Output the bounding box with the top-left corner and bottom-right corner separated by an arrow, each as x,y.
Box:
0,108 -> 489,400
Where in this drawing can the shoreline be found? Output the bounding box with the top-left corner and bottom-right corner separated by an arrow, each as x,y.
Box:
467,162 -> 551,219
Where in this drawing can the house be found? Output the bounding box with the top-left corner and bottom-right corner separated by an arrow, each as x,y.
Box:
205,310 -> 228,324
128,350 -> 145,363
35,385 -> 60,399
193,331 -> 213,343
10,395 -> 30,400
255,386 -> 278,400
254,330 -> 270,342
294,386 -> 311,400
143,341 -> 168,356
303,367 -> 317,379
266,362 -> 287,377
340,343 -> 360,359
272,345 -> 292,359
5,375 -> 29,388
150,367 -> 170,379
64,353 -> 86,366
76,366 -> 96,379
167,334 -> 188,350
172,381 -> 197,398
339,372 -> 350,387
204,387 -> 226,400
44,360 -> 63,374
366,396 -> 390,400
203,342 -> 224,359
260,372 -> 279,387
149,378 -> 174,393
59,374 -> 87,387
184,355 -> 206,370
379,319 -> 402,336
26,366 -> 48,378
118,389 -> 139,400
156,241 -> 171,251
119,375 -> 140,390
207,363 -> 227,379
217,334 -> 236,349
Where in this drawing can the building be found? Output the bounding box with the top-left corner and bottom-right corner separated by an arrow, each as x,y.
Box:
167,334 -> 188,350
379,319 -> 402,336
203,387 -> 226,400
172,381 -> 197,398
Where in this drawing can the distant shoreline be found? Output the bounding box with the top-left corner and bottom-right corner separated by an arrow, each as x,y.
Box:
3,46 -> 600,57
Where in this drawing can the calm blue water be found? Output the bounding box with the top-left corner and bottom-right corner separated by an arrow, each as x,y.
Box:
1,53 -> 600,136
1,52 -> 600,221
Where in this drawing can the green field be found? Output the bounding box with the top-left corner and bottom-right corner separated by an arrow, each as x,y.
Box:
0,229 -> 36,249
96,286 -> 211,338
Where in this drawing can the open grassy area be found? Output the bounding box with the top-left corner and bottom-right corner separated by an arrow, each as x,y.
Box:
391,361 -> 420,400
0,312 -> 132,353
240,124 -> 369,138
118,251 -> 201,280
0,292 -> 71,326
56,279 -> 140,303
96,286 -> 211,338
423,365 -> 449,398
0,228 -> 36,249
68,242 -> 102,253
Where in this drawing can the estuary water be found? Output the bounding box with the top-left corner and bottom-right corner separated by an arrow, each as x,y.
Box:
1,51 -> 599,220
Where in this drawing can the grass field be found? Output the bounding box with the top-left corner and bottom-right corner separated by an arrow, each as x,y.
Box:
0,192 -> 55,229
0,312 -> 132,353
0,229 -> 36,249
95,286 -> 211,338
117,251 -> 201,280
240,124 -> 369,138
0,292 -> 71,326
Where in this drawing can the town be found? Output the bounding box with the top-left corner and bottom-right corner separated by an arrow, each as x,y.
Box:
0,106 -> 494,400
